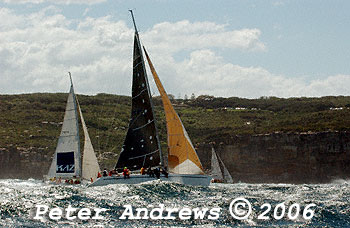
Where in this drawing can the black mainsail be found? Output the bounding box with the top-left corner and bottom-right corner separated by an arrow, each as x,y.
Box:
115,11 -> 162,171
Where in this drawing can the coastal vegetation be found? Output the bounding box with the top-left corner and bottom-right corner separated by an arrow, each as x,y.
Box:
1,93 -> 350,167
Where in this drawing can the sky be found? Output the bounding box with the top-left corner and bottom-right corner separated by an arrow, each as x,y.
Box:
0,0 -> 349,98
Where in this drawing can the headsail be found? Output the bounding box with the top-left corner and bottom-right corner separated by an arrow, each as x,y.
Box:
143,47 -> 204,174
77,98 -> 100,182
115,11 -> 162,171
48,75 -> 81,178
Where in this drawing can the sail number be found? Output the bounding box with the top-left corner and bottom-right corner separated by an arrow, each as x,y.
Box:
57,164 -> 75,173
229,198 -> 316,220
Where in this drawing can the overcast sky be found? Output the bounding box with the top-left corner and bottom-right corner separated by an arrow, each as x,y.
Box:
1,0 -> 349,98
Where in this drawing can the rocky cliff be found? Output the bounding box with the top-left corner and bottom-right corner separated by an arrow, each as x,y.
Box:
197,131 -> 350,184
1,131 -> 350,184
0,147 -> 50,179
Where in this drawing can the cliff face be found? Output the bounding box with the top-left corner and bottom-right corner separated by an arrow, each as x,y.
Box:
1,131 -> 350,183
197,131 -> 350,184
0,147 -> 50,179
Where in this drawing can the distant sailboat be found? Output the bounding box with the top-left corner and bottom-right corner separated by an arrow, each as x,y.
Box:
210,147 -> 233,183
46,73 -> 100,183
90,11 -> 210,187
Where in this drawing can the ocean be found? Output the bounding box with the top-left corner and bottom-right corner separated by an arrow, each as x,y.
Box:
1,179 -> 350,227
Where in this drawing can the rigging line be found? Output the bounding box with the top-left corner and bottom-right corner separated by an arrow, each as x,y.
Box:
127,110 -> 143,129
132,88 -> 147,99
100,95 -> 126,157
132,119 -> 154,131
143,60 -> 164,167
63,117 -> 79,121
65,108 -> 77,112
133,61 -> 142,69
100,55 -> 131,158
128,149 -> 159,160
102,53 -> 147,158
129,9 -> 138,33
142,156 -> 146,167
94,94 -> 115,157
58,134 -> 79,138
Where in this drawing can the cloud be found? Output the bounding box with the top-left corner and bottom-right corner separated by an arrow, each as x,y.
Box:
0,6 -> 349,98
0,7 -> 133,94
0,0 -> 106,5
143,20 -> 266,53
272,1 -> 285,7
146,49 -> 350,98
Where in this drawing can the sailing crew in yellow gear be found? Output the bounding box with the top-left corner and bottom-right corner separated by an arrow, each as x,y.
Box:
140,167 -> 145,175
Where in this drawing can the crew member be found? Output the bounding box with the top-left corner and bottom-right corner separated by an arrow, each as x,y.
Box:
161,167 -> 169,178
140,167 -> 145,175
154,167 -> 160,179
123,167 -> 130,179
109,168 -> 118,176
103,168 -> 108,177
147,167 -> 154,177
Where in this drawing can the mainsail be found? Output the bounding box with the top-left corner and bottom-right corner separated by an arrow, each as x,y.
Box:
143,47 -> 204,174
78,99 -> 100,181
48,77 -> 81,178
115,12 -> 162,171
210,147 -> 223,180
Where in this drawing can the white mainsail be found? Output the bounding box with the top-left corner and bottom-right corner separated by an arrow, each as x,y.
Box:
47,83 -> 81,178
78,100 -> 100,181
210,147 -> 224,180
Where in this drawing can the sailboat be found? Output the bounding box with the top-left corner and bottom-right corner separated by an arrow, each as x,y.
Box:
46,73 -> 100,183
90,11 -> 211,187
210,147 -> 233,183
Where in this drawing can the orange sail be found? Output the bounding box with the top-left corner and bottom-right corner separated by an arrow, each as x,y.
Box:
143,47 -> 204,174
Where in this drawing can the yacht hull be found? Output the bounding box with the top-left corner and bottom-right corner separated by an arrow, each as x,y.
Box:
89,174 -> 211,187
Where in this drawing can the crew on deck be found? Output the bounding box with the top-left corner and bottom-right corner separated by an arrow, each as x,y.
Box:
161,167 -> 168,178
123,167 -> 130,179
140,167 -> 146,175
146,167 -> 154,177
154,167 -> 160,179
109,168 -> 118,176
102,168 -> 108,177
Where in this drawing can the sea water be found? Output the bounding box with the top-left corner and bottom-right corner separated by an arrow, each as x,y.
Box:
1,179 -> 350,227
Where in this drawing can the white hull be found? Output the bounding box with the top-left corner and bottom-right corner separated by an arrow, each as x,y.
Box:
89,174 -> 211,187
